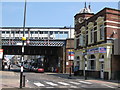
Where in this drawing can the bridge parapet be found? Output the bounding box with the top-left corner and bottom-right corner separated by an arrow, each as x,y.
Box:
2,39 -> 66,47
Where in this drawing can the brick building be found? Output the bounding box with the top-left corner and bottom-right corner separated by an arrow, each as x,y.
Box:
74,4 -> 120,80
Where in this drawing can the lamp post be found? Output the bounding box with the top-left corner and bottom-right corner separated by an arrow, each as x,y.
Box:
20,0 -> 27,88
84,19 -> 87,80
68,25 -> 73,78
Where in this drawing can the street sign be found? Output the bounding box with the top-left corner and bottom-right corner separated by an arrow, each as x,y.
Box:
0,49 -> 3,59
68,49 -> 74,60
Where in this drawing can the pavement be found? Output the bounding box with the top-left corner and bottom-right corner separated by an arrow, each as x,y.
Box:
0,70 -> 120,89
0,70 -> 30,90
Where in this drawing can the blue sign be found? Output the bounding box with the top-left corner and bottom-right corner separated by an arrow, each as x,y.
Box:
99,47 -> 106,53
87,47 -> 106,54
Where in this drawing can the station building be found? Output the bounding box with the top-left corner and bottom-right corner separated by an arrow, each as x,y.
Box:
74,4 -> 120,80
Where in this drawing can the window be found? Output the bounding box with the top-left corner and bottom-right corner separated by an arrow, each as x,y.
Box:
64,31 -> 68,34
35,31 -> 38,34
30,31 -> 34,34
39,31 -> 43,34
88,55 -> 96,70
59,31 -> 63,34
11,31 -> 14,34
91,29 -> 94,43
2,31 -> 5,34
50,31 -> 53,35
55,31 -> 58,34
44,31 -> 48,34
79,34 -> 86,47
100,24 -> 104,40
79,34 -> 82,46
6,31 -> 10,34
83,34 -> 86,46
25,31 -> 28,34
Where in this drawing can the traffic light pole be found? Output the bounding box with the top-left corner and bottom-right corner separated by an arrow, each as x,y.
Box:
20,0 -> 27,88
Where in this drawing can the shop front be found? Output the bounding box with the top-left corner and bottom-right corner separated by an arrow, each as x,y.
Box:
76,45 -> 112,80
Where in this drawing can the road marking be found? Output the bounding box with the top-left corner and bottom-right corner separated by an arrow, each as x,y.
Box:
70,86 -> 78,88
45,81 -> 58,86
58,82 -> 70,86
46,87 -> 54,88
34,82 -> 45,87
103,84 -> 115,88
69,81 -> 80,85
78,81 -> 92,85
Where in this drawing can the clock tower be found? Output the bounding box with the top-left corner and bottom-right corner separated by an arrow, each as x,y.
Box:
74,2 -> 94,25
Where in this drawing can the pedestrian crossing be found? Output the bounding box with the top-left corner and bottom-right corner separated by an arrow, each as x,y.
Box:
33,80 -> 92,88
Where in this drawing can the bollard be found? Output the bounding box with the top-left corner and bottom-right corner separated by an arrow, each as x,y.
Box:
23,75 -> 25,87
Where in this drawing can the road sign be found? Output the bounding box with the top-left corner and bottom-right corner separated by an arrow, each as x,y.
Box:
0,49 -> 3,59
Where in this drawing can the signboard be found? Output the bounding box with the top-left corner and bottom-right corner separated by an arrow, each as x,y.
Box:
99,47 -> 106,53
68,49 -> 74,60
0,49 -> 3,59
86,47 -> 106,54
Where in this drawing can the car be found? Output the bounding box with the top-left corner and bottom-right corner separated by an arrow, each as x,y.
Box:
37,68 -> 44,73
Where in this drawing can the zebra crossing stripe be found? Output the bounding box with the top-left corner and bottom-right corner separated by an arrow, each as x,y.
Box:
78,81 -> 92,85
58,82 -> 70,85
69,82 -> 80,85
34,82 -> 45,87
45,81 -> 58,86
70,86 -> 78,88
102,84 -> 115,88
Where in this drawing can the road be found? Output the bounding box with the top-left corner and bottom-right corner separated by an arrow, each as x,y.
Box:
9,65 -> 119,89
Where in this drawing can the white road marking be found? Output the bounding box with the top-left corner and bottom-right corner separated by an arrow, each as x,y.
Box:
46,87 -> 54,88
69,81 -> 80,85
103,84 -> 115,88
70,86 -> 78,88
34,82 -> 45,87
45,81 -> 58,86
79,81 -> 92,85
58,82 -> 70,86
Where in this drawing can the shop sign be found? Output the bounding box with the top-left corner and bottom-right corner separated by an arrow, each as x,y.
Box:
87,47 -> 106,54
87,49 -> 95,54
99,47 -> 106,53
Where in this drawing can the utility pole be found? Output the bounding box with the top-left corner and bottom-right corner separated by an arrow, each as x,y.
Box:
20,0 -> 27,88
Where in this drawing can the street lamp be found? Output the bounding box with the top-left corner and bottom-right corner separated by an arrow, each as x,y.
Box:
68,25 -> 74,78
84,18 -> 87,80
20,0 -> 27,88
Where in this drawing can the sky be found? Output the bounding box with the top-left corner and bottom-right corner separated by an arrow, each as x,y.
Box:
1,1 -> 119,27
1,1 -> 119,59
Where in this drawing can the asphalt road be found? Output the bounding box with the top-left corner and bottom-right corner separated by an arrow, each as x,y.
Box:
10,65 -> 120,89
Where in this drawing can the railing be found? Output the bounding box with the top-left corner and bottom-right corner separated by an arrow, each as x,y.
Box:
2,39 -> 66,47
